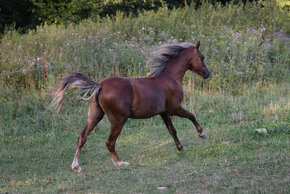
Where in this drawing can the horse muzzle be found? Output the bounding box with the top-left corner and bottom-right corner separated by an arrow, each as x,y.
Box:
202,68 -> 211,79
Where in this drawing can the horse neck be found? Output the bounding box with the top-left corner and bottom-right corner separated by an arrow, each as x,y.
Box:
161,48 -> 193,83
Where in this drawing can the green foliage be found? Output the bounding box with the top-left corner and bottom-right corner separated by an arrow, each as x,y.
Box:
1,1 -> 260,33
0,0 -> 189,31
276,0 -> 290,8
0,0 -> 37,32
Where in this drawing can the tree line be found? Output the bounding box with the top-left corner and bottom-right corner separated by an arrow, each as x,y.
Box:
0,0 -> 255,33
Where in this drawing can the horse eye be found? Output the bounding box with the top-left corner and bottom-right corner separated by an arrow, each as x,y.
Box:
201,56 -> 205,61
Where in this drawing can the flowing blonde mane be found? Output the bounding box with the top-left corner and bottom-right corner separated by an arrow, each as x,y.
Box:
146,42 -> 194,78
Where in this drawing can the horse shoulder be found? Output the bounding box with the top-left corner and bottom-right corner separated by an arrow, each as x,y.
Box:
161,79 -> 184,114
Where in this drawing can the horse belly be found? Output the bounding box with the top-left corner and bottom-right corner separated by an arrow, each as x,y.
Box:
130,93 -> 165,119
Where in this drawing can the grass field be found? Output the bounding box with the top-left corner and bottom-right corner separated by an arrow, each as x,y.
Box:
0,1 -> 289,193
0,82 -> 289,193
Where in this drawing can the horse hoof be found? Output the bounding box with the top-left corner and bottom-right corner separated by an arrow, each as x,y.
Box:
178,145 -> 187,152
111,158 -> 129,166
116,161 -> 129,166
72,165 -> 82,172
181,146 -> 187,152
199,131 -> 207,139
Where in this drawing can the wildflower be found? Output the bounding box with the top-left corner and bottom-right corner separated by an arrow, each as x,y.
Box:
260,24 -> 265,32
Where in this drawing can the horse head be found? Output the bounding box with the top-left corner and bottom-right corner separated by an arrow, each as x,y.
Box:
188,41 -> 211,79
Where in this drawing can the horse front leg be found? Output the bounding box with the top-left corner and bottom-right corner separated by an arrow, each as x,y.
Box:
160,112 -> 187,152
174,107 -> 207,139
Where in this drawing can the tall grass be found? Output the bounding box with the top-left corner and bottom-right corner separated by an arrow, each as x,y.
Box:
1,1 -> 289,89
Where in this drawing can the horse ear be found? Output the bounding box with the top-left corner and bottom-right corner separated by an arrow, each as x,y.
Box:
196,41 -> 200,50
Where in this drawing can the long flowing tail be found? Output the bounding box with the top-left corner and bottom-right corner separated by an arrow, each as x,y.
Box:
51,72 -> 101,112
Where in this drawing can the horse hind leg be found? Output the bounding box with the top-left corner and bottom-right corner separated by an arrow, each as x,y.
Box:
106,118 -> 129,166
72,99 -> 104,172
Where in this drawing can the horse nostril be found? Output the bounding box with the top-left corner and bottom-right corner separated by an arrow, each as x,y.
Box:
203,69 -> 211,79
207,70 -> 211,77
204,74 -> 210,79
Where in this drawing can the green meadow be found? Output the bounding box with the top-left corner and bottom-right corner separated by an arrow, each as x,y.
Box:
0,1 -> 289,193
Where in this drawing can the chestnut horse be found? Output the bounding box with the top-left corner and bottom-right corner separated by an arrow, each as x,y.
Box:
52,41 -> 210,172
